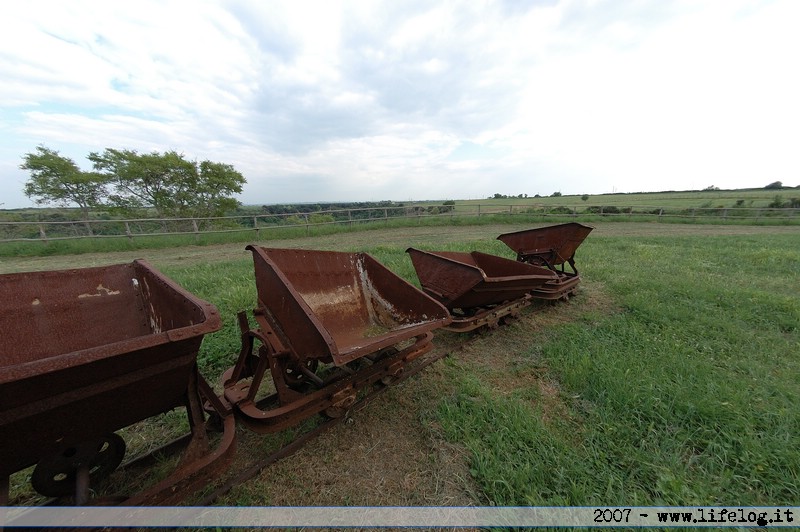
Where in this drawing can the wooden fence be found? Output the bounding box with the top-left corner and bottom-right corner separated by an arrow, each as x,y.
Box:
1,204 -> 798,243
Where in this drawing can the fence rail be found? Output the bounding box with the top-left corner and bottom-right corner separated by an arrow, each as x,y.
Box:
1,204 -> 798,243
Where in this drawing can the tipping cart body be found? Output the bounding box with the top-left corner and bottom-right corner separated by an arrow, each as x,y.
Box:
247,246 -> 451,366
497,223 -> 593,300
0,260 -> 234,504
496,222 -> 593,268
406,249 -> 556,309
223,247 -> 451,433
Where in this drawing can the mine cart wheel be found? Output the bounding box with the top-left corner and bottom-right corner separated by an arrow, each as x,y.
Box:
284,359 -> 320,387
380,360 -> 405,385
324,388 -> 357,418
31,433 -> 126,498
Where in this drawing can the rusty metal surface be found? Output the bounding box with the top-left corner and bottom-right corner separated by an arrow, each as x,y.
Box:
406,248 -> 557,310
223,246 -> 451,433
440,296 -> 532,332
246,246 -> 451,366
497,223 -> 593,300
496,222 -> 593,268
0,260 -> 232,504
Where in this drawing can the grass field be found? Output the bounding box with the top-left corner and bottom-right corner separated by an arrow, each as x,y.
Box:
3,222 -> 799,509
3,187 -> 799,259
450,187 -> 800,209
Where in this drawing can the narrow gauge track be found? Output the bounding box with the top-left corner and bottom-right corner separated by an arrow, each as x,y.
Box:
1,223 -> 589,509
197,300 -> 545,506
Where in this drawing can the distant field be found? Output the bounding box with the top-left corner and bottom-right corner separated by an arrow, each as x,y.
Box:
3,187 -> 799,220
2,185 -> 799,258
446,187 -> 800,209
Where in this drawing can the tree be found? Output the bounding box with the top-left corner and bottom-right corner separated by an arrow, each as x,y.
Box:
765,181 -> 783,190
21,145 -> 108,222
89,149 -> 245,217
551,191 -> 562,197
190,161 -> 246,217
581,194 -> 589,201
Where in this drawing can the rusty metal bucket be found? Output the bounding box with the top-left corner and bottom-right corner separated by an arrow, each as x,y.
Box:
0,260 -> 235,505
223,246 -> 451,432
497,223 -> 593,300
406,248 -> 557,331
497,222 -> 593,267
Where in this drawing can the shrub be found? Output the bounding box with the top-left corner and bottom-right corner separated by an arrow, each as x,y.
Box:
768,195 -> 785,208
309,213 -> 335,224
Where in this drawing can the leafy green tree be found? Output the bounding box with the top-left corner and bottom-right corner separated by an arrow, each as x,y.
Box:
190,161 -> 246,217
765,181 -> 783,190
20,145 -> 108,222
89,149 -> 245,217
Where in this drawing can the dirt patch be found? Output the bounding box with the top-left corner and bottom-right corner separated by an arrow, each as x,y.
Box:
448,282 -> 618,428
219,362 -> 481,510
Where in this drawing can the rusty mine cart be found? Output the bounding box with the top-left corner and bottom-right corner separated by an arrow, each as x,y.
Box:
0,261 -> 236,506
222,246 -> 452,434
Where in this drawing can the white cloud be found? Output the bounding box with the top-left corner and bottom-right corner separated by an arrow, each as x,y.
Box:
1,0 -> 799,209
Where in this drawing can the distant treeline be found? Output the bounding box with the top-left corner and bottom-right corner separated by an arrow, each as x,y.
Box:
243,200 -> 455,225
256,200 -> 403,216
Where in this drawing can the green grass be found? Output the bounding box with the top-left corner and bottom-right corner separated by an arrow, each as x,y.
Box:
452,188 -> 800,208
434,233 -> 800,506
4,210 -> 798,258
4,223 -> 799,508
0,214 -> 513,258
4,186 -> 800,257
155,228 -> 800,507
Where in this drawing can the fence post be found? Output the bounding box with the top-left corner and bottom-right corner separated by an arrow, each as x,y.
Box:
573,206 -> 577,218
39,224 -> 48,243
191,219 -> 200,243
349,210 -> 354,228
384,208 -> 388,225
509,204 -> 513,214
477,204 -> 481,217
125,221 -> 133,241
658,208 -> 663,222
721,208 -> 727,221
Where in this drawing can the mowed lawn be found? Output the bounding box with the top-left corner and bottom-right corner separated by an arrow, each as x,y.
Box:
2,222 -> 798,506
433,228 -> 799,506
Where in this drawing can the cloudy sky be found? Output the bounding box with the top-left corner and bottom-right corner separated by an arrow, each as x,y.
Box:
1,0 -> 798,209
